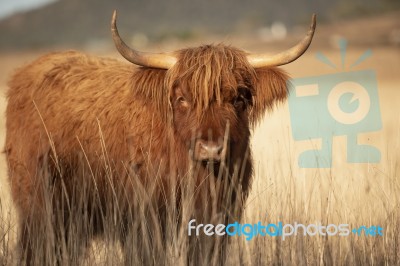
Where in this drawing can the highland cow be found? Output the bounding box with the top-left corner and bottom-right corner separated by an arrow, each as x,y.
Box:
5,11 -> 316,265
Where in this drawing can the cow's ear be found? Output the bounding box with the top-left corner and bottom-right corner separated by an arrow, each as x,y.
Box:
250,67 -> 289,125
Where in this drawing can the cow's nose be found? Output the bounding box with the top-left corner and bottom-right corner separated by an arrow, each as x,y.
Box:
195,140 -> 224,162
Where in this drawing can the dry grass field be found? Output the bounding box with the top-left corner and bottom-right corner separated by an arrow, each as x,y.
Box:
0,11 -> 399,265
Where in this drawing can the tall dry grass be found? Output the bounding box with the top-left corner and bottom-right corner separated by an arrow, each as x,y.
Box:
0,115 -> 398,265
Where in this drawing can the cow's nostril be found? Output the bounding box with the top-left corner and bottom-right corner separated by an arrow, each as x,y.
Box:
195,140 -> 225,162
216,145 -> 223,155
202,144 -> 222,158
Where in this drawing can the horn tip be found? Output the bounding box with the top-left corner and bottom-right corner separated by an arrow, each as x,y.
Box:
112,10 -> 117,22
311,14 -> 317,29
111,10 -> 117,29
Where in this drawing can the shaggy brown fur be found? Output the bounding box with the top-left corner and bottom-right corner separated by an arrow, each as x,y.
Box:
5,44 -> 288,264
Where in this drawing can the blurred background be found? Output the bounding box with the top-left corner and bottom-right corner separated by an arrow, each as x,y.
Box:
0,0 -> 399,51
0,0 -> 399,104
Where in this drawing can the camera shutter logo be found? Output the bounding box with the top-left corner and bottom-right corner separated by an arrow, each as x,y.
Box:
288,39 -> 382,168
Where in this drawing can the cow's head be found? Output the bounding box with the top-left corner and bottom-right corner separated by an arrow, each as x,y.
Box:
111,11 -> 316,164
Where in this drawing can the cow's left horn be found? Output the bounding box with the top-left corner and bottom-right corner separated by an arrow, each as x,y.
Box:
111,10 -> 177,69
247,14 -> 316,68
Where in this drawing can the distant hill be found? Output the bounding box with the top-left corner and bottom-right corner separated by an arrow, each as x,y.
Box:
0,0 -> 398,51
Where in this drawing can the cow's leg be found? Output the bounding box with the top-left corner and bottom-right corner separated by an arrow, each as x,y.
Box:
18,216 -> 36,266
117,198 -> 168,265
9,157 -> 90,265
12,178 -> 61,265
118,213 -> 150,266
17,213 -> 69,266
6,158 -> 43,265
15,192 -> 55,265
50,164 -> 98,265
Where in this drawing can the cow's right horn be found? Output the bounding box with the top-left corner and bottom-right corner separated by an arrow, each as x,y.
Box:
247,14 -> 316,68
111,10 -> 177,69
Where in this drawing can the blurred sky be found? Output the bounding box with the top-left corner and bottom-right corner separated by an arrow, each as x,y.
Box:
0,0 -> 56,19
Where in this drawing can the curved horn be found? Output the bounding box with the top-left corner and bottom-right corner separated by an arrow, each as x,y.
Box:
247,14 -> 316,68
111,10 -> 177,69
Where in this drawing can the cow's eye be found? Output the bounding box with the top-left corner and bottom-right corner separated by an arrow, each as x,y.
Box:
234,87 -> 252,110
233,96 -> 245,110
176,96 -> 189,108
